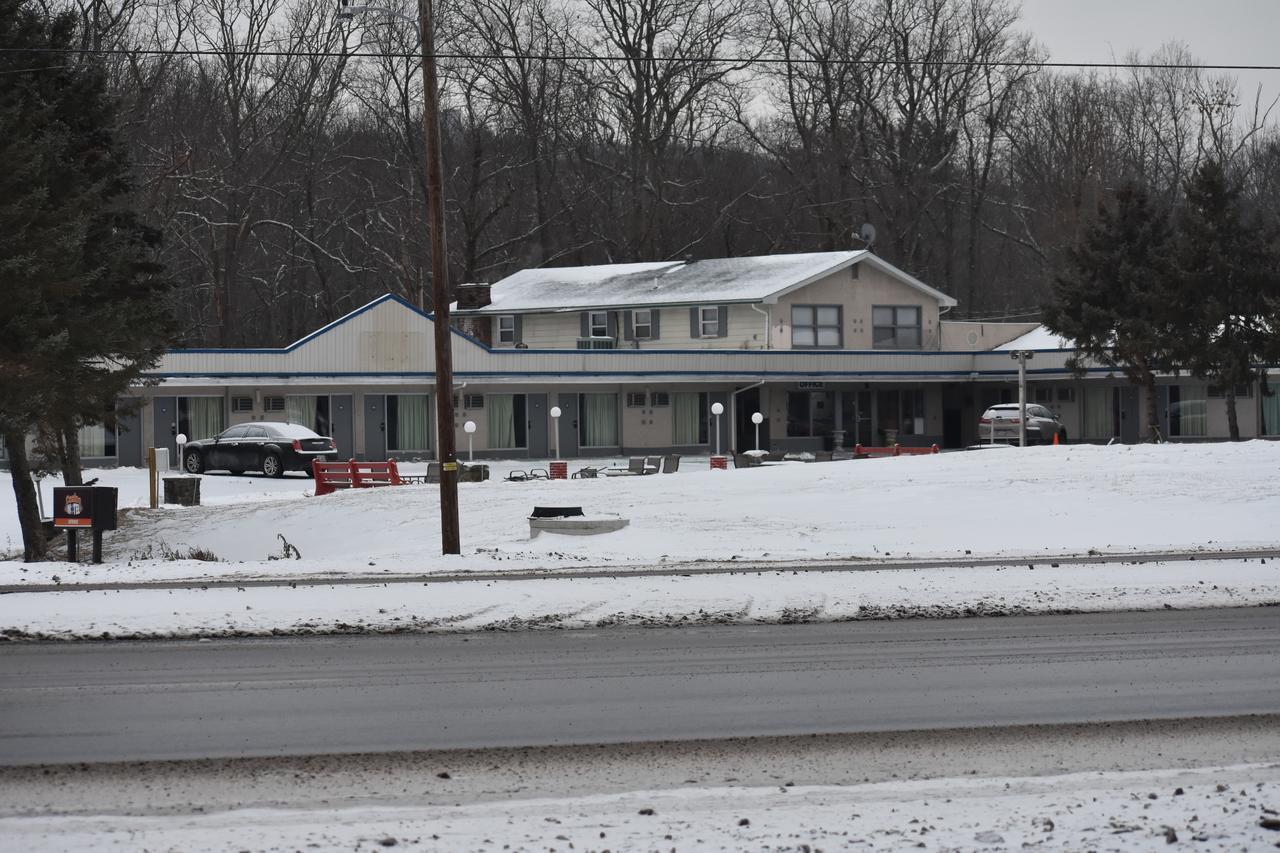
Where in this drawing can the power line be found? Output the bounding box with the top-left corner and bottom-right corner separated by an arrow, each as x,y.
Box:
4,44 -> 1280,72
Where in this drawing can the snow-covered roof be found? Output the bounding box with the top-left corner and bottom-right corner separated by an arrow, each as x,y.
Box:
462,251 -> 956,313
994,325 -> 1074,351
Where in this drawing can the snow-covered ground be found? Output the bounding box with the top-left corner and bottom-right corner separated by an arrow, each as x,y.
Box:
4,441 -> 1279,584
4,715 -> 1278,851
4,763 -> 1278,851
3,442 -> 1279,638
3,557 -> 1277,640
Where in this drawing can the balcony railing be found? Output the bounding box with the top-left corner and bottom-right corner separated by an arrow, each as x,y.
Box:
576,337 -> 616,350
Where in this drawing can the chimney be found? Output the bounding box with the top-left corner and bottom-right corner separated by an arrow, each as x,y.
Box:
456,282 -> 491,310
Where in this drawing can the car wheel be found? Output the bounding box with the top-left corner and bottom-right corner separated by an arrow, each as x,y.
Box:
262,453 -> 284,478
184,450 -> 204,474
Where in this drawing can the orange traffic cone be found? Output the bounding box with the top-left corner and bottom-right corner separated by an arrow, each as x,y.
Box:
1052,431 -> 1060,446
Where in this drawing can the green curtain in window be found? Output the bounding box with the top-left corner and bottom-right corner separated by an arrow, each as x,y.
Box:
673,392 -> 701,444
1083,387 -> 1113,439
189,398 -> 224,440
1264,390 -> 1280,436
396,395 -> 430,450
582,393 -> 618,447
488,394 -> 516,448
1177,386 -> 1208,437
286,395 -> 317,430
77,422 -> 105,456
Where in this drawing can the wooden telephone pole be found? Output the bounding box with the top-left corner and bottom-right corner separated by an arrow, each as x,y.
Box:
418,0 -> 460,554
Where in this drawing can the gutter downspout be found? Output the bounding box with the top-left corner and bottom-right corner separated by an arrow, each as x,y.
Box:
750,303 -> 771,349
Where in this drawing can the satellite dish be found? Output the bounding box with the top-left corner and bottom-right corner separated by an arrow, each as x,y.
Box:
858,223 -> 877,247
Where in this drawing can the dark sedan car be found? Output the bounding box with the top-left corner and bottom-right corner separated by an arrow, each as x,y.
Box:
182,422 -> 338,477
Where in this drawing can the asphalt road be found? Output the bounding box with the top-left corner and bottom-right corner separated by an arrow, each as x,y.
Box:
2,608 -> 1278,766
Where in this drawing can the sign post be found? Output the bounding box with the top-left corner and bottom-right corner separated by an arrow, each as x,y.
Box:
53,486 -> 118,564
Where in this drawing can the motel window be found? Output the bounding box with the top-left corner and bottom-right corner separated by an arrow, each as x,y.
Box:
263,396 -> 286,413
791,305 -> 842,348
463,394 -> 485,410
77,420 -> 118,458
875,389 -> 925,437
787,391 -> 835,438
1263,387 -> 1280,436
579,393 -> 619,447
231,396 -> 254,413
286,395 -> 331,436
626,392 -> 648,408
672,392 -> 708,445
487,394 -> 527,448
633,309 -> 654,339
497,315 -> 517,345
699,306 -> 720,337
178,397 -> 225,442
1168,385 -> 1207,438
387,394 -> 431,451
872,306 -> 922,349
589,311 -> 609,338
650,391 -> 670,407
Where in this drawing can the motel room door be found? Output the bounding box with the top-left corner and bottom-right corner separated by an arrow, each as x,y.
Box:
363,395 -> 386,461
525,393 -> 549,458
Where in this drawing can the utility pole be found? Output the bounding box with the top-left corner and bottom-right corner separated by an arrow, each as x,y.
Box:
1010,350 -> 1034,447
418,0 -> 460,553
336,1 -> 460,554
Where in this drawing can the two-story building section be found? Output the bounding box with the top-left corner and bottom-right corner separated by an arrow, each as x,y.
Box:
5,250 -> 1277,469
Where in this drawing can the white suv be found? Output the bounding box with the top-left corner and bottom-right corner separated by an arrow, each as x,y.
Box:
978,403 -> 1066,444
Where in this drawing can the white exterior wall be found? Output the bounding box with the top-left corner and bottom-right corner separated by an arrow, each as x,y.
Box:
773,264 -> 942,350
493,304 -> 767,350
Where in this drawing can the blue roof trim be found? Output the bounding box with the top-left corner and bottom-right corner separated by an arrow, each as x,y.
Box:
150,365 -> 1111,380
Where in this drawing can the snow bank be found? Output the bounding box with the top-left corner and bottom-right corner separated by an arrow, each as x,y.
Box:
3,442 -> 1279,587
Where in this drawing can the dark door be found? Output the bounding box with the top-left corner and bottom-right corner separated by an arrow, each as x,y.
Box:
526,393 -> 549,458
941,385 -> 965,449
116,399 -> 142,467
735,387 -> 766,452
1120,385 -> 1140,444
364,394 -> 386,461
332,395 -> 354,459
557,393 -> 580,457
152,396 -> 177,463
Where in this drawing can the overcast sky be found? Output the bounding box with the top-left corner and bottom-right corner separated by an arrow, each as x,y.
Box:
1017,0 -> 1280,107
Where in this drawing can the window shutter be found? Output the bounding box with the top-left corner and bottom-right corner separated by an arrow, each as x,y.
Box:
690,306 -> 701,338
623,311 -> 634,341
580,312 -> 589,339
606,311 -> 617,340
513,315 -> 523,345
716,305 -> 729,337
650,309 -> 661,340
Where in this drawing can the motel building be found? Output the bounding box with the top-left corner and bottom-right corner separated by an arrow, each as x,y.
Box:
7,251 -> 1280,469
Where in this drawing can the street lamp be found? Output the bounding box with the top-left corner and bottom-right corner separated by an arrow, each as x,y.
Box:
463,420 -> 476,462
1010,350 -> 1035,447
550,406 -> 562,459
751,412 -> 763,451
710,402 -> 725,457
338,0 -> 460,553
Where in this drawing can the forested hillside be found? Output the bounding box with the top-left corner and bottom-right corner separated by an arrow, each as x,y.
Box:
52,0 -> 1280,345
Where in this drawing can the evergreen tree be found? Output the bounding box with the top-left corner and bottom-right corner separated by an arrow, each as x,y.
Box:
0,0 -> 174,560
1043,182 -> 1179,442
1172,159 -> 1280,440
